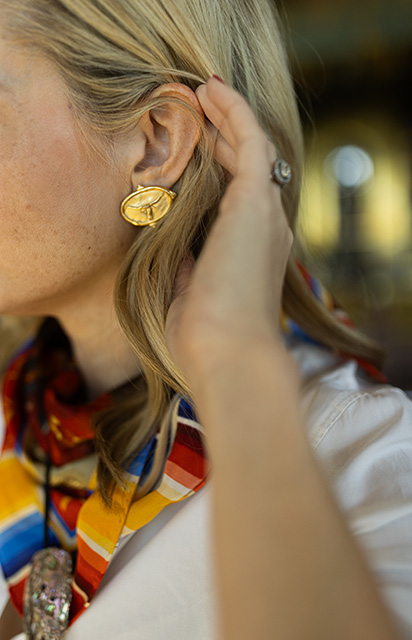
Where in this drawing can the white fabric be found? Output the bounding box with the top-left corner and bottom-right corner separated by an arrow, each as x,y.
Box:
1,341 -> 411,639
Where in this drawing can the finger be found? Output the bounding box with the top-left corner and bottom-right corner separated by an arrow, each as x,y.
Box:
201,78 -> 275,184
202,79 -> 271,155
205,120 -> 237,175
196,83 -> 237,152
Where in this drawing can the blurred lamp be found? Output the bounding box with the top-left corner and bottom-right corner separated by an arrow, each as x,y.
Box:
326,145 -> 374,189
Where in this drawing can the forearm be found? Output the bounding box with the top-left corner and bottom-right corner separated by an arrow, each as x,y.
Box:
193,339 -> 403,640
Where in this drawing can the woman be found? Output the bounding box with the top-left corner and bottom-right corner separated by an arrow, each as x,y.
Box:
0,0 -> 411,638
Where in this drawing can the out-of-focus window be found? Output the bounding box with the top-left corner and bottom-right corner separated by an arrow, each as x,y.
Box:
288,0 -> 412,388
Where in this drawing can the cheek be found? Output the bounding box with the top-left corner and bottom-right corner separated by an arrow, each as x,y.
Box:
0,107 -> 130,308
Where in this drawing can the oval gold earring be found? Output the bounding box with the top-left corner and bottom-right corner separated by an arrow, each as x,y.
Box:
120,185 -> 176,228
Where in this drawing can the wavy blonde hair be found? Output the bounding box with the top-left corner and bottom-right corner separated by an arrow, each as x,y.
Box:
4,0 -> 384,502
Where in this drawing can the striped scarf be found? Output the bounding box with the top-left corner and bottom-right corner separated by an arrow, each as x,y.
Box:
0,320 -> 208,625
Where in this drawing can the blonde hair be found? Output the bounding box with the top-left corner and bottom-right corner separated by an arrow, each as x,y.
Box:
4,0 -> 384,503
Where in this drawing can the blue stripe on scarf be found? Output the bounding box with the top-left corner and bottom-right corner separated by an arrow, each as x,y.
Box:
126,436 -> 156,477
0,512 -> 48,578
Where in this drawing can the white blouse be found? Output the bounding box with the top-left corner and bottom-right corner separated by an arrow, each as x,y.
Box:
1,340 -> 412,639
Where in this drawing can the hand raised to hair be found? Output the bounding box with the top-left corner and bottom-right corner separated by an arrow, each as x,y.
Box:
165,79 -> 404,640
165,76 -> 293,384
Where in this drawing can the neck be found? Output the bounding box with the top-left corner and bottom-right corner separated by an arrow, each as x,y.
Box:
56,290 -> 142,400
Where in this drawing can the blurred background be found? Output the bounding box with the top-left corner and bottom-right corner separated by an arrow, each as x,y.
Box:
287,0 -> 412,388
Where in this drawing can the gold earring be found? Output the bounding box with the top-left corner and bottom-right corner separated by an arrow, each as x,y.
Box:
120,185 -> 176,228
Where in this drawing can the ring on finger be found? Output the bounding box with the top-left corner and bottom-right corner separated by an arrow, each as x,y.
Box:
270,159 -> 292,188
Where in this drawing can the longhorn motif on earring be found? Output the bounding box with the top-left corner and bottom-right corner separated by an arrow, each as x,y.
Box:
120,185 -> 176,228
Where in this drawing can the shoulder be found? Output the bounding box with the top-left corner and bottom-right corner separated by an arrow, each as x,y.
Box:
290,340 -> 412,510
288,339 -> 412,452
291,340 -> 412,637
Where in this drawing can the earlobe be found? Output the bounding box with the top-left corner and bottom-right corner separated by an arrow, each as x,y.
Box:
130,83 -> 204,192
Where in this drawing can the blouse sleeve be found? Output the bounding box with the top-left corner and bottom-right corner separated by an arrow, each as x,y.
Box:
311,383 -> 412,638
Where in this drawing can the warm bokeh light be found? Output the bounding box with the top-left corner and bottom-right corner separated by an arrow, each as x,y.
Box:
361,152 -> 411,256
299,117 -> 411,258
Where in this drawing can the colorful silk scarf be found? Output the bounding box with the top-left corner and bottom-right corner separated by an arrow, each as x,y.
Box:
0,319 -> 209,625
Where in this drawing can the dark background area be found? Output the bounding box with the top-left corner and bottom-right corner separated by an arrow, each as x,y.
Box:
287,0 -> 412,388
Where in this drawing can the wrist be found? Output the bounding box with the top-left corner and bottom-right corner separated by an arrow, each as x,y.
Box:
190,332 -> 312,493
189,332 -> 300,420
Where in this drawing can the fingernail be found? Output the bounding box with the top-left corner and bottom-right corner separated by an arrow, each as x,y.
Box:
212,74 -> 225,84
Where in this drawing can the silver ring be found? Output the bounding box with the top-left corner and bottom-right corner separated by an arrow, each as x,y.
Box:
270,159 -> 292,187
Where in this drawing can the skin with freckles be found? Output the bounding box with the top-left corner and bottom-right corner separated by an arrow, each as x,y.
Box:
0,39 -> 135,317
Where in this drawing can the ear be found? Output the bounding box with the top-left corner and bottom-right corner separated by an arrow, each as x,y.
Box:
127,83 -> 204,192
